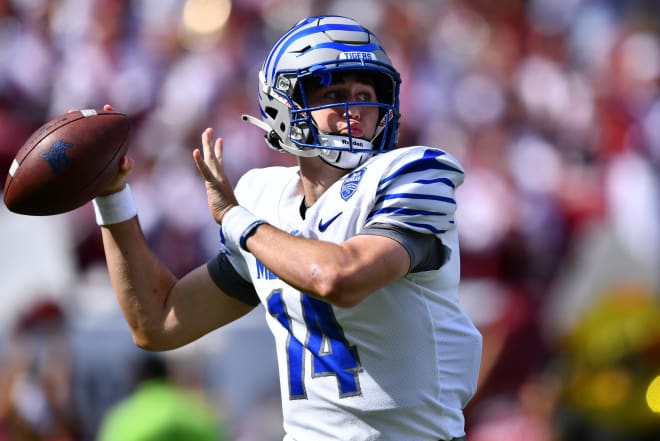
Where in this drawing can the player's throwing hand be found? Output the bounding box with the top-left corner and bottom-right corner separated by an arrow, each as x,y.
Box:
192,127 -> 238,225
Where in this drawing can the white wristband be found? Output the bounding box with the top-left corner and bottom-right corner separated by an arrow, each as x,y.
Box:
92,184 -> 137,226
222,206 -> 267,251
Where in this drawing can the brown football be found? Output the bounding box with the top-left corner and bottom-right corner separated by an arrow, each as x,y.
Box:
3,109 -> 130,215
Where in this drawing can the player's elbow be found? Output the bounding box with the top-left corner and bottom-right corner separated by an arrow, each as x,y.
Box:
132,334 -> 182,352
308,264 -> 366,308
131,331 -> 165,351
130,327 -> 180,352
133,338 -> 161,351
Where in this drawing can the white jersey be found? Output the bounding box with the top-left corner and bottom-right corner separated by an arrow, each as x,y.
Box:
223,146 -> 482,441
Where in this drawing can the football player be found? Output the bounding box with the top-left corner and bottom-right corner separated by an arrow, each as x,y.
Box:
93,15 -> 482,441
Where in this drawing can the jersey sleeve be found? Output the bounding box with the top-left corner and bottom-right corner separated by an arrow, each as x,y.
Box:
359,222 -> 449,272
208,168 -> 269,306
206,252 -> 260,306
365,148 -> 465,236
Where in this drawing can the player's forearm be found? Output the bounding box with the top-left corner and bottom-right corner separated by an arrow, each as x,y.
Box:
248,227 -> 356,306
99,218 -> 177,347
245,225 -> 406,307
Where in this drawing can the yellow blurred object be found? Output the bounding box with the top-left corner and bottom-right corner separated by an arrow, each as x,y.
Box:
565,285 -> 660,365
646,375 -> 660,413
562,284 -> 660,432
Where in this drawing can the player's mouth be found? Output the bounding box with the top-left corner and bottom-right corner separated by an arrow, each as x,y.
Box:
340,123 -> 363,138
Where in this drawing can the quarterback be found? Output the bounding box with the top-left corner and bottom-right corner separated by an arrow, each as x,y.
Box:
93,15 -> 482,441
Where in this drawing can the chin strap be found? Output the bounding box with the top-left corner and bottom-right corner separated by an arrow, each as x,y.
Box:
315,109 -> 393,169
318,149 -> 372,170
317,133 -> 373,151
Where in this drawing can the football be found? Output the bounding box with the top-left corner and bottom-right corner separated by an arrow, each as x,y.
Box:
3,109 -> 130,215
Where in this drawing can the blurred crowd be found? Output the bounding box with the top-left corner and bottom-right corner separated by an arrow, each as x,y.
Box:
0,0 -> 659,440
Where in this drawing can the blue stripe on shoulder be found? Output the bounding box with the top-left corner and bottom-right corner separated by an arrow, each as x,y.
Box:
413,177 -> 456,188
376,192 -> 456,205
404,221 -> 448,234
377,149 -> 463,194
367,206 -> 448,218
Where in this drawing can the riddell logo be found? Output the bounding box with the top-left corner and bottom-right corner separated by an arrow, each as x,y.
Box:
341,138 -> 365,148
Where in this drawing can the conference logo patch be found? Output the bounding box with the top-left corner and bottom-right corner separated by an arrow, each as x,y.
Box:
340,168 -> 365,201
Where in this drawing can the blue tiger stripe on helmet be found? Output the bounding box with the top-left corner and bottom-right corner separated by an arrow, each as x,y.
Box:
264,21 -> 381,80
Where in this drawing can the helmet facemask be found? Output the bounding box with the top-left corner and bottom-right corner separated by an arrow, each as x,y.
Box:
293,69 -> 399,168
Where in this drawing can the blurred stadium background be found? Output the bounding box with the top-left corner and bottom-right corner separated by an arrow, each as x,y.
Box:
0,0 -> 658,440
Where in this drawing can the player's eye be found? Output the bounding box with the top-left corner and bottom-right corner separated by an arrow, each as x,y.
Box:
323,90 -> 340,101
356,91 -> 373,102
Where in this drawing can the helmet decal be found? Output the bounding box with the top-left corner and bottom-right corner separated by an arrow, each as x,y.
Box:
339,52 -> 377,62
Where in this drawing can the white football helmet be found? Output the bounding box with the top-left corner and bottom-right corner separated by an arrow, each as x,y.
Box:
242,15 -> 401,169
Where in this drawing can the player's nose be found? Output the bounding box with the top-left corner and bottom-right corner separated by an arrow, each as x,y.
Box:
342,103 -> 361,120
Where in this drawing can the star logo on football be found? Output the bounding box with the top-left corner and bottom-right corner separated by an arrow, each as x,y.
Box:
40,140 -> 74,174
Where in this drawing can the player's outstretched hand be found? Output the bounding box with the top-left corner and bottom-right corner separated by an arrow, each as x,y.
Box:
192,128 -> 238,224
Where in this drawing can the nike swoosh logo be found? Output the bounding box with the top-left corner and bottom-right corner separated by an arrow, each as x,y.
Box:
318,212 -> 343,232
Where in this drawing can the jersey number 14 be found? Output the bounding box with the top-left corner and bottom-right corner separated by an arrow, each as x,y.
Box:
267,291 -> 363,399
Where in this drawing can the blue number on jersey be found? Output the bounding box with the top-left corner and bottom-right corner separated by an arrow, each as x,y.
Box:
268,291 -> 362,400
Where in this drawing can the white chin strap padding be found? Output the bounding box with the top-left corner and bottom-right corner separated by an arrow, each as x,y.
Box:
317,134 -> 374,152
315,134 -> 374,169
319,149 -> 372,170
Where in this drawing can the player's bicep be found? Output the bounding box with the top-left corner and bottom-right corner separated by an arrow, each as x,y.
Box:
342,233 -> 411,290
359,223 -> 449,273
207,252 -> 261,306
162,263 -> 256,348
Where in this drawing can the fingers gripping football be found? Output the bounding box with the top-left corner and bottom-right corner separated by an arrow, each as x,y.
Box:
193,128 -> 238,224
